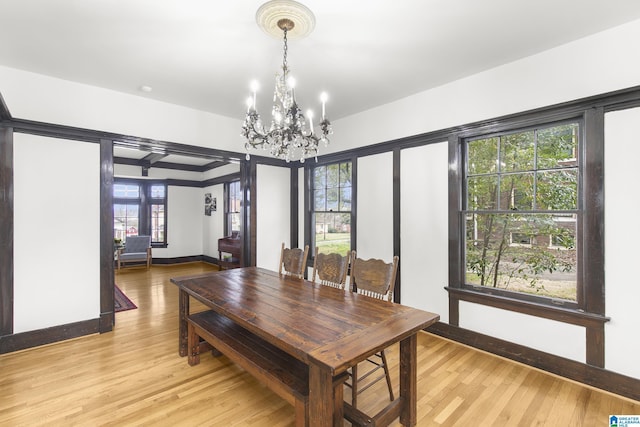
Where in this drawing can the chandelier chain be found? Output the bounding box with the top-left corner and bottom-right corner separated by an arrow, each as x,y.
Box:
282,28 -> 288,74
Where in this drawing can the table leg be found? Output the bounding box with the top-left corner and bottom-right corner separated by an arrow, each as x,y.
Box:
309,363 -> 344,427
399,333 -> 418,426
178,289 -> 189,357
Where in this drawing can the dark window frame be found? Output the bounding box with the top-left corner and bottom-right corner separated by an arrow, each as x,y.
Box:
306,159 -> 355,259
113,179 -> 168,248
224,179 -> 241,237
460,118 -> 582,309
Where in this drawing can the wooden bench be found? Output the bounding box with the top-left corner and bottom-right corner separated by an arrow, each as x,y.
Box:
187,310 -> 346,426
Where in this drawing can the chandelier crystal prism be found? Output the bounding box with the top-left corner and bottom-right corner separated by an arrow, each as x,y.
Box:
241,12 -> 332,163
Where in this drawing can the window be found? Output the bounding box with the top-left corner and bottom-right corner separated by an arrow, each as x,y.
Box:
149,184 -> 166,244
312,161 -> 352,256
113,181 -> 167,246
463,122 -> 579,303
114,183 -> 140,241
225,180 -> 241,236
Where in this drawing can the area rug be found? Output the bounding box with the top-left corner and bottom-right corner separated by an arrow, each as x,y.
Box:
115,284 -> 137,312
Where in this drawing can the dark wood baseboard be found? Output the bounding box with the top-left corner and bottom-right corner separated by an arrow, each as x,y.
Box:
427,322 -> 640,402
0,318 -> 100,354
201,255 -> 218,266
151,255 -> 219,266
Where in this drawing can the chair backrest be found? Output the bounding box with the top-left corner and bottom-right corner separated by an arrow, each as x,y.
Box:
279,243 -> 309,279
311,248 -> 351,289
124,235 -> 151,253
350,251 -> 399,301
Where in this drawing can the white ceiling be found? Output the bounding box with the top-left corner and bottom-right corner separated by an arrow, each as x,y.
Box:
3,0 -> 640,123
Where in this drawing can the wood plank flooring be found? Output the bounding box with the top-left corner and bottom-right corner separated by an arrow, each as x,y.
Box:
0,263 -> 638,426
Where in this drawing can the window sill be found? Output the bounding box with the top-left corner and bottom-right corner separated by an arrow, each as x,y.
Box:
445,287 -> 609,328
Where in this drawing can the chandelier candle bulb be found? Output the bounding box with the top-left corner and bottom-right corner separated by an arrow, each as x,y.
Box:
307,110 -> 313,134
320,92 -> 327,119
251,80 -> 259,109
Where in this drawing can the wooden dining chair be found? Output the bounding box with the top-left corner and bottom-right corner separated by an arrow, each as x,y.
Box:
311,248 -> 351,289
346,250 -> 399,408
278,243 -> 309,279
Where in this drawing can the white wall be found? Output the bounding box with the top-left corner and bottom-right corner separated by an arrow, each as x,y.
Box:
603,107 -> 640,378
329,18 -> 640,155
152,186 -> 203,259
356,153 -> 394,261
0,65 -> 242,152
13,134 -> 100,333
256,165 -> 291,271
400,143 -> 449,321
460,302 -> 585,362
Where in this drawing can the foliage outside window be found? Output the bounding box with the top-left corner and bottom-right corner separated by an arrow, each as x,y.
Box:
113,181 -> 167,246
226,180 -> 241,236
464,122 -> 579,302
312,162 -> 352,256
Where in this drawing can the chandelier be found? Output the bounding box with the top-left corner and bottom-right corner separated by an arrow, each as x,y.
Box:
241,2 -> 332,163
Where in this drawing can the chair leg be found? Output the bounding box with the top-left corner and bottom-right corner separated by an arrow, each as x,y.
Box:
351,363 -> 358,408
380,349 -> 394,402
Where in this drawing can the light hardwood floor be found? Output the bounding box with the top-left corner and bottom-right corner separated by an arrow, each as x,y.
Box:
0,263 -> 638,426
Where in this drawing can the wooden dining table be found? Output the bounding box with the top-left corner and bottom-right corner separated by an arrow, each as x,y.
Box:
171,266 -> 439,427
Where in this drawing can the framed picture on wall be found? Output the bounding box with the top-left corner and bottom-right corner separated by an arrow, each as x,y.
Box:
204,193 -> 216,216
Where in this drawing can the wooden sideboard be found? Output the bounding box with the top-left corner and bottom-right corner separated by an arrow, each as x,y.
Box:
218,235 -> 241,269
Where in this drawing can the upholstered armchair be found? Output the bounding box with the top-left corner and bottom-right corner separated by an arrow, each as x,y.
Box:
117,235 -> 152,270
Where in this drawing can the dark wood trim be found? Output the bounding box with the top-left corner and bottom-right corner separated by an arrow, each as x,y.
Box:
223,181 -> 230,236
447,135 -> 462,326
446,287 -> 609,328
5,85 -> 640,174
247,153 -> 291,167
351,156 -> 358,254
448,296 -> 459,327
290,167 -> 299,249
9,117 -> 244,161
582,107 -> 606,316
114,156 -> 231,173
165,178 -> 205,188
583,107 -> 606,367
392,148 -> 401,303
0,92 -> 12,122
99,139 -> 115,333
313,85 -> 640,166
0,318 -> 101,354
0,127 -> 14,337
113,175 -> 242,189
150,255 -> 215,265
426,323 -> 640,402
202,172 -> 241,188
240,159 -> 257,267
303,167 -> 312,258
201,255 -> 218,266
